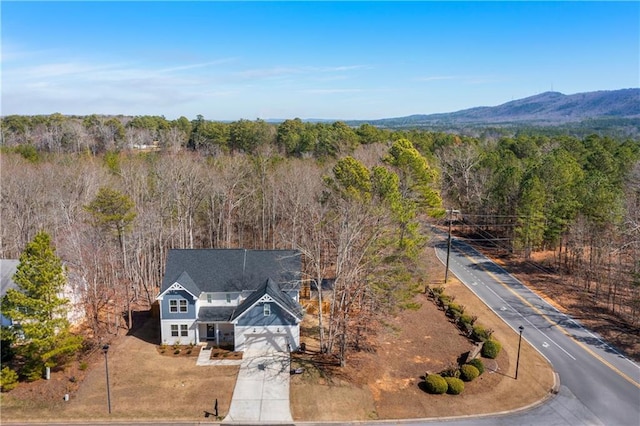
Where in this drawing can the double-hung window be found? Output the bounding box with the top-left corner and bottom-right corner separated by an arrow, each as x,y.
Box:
180,324 -> 188,337
169,299 -> 188,313
171,324 -> 179,336
263,303 -> 271,316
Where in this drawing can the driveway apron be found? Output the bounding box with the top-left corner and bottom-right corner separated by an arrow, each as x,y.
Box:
223,351 -> 292,423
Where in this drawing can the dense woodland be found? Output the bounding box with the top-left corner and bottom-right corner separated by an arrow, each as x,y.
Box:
1,114 -> 639,367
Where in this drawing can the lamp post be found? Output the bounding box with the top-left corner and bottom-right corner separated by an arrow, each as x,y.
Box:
102,344 -> 112,413
515,326 -> 524,380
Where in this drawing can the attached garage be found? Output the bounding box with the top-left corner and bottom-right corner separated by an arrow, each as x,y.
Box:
243,333 -> 289,353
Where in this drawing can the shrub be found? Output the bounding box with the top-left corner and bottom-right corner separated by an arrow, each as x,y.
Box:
439,364 -> 460,378
438,294 -> 451,307
445,376 -> 465,395
79,361 -> 89,371
482,339 -> 502,359
468,358 -> 485,375
0,367 -> 18,392
472,325 -> 493,342
431,286 -> 444,296
424,374 -> 448,394
460,364 -> 480,382
458,314 -> 473,326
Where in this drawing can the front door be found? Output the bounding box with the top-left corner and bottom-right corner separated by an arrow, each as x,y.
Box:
206,324 -> 215,340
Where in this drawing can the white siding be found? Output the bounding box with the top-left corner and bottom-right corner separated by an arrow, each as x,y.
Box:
160,319 -> 197,346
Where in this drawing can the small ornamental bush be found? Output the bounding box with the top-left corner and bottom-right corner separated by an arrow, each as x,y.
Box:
482,339 -> 502,359
449,303 -> 464,314
439,365 -> 461,378
424,374 -> 448,394
445,376 -> 465,395
432,286 -> 445,296
458,314 -> 473,326
472,325 -> 492,342
468,358 -> 485,375
460,364 -> 480,382
1,367 -> 19,392
438,294 -> 451,307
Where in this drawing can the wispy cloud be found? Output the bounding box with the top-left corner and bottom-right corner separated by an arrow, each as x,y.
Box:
300,88 -> 364,95
413,75 -> 460,82
233,64 -> 369,80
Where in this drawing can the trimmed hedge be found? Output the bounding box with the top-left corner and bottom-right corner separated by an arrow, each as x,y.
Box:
482,339 -> 502,359
467,358 -> 485,375
460,364 -> 480,382
445,376 -> 465,395
424,374 -> 448,394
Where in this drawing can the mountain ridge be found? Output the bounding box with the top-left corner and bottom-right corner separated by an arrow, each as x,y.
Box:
345,88 -> 639,128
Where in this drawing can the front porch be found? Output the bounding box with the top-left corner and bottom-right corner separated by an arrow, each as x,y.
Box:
196,322 -> 235,346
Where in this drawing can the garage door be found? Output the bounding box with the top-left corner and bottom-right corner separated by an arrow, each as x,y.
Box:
244,334 -> 287,353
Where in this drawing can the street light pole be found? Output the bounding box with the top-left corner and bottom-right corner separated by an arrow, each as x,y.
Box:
515,326 -> 524,380
102,344 -> 111,413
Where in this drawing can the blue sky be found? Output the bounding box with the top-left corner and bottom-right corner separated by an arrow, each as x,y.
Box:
2,1 -> 638,120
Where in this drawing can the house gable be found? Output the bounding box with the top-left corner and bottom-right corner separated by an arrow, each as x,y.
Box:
231,278 -> 303,324
160,289 -> 197,320
236,300 -> 300,327
157,272 -> 200,300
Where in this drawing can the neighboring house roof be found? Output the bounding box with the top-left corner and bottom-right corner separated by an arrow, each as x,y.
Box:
160,249 -> 301,295
0,259 -> 19,298
1,260 -> 19,327
231,278 -> 304,322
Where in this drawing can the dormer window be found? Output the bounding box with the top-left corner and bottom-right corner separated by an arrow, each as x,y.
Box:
207,294 -> 212,303
226,293 -> 231,303
263,303 -> 271,316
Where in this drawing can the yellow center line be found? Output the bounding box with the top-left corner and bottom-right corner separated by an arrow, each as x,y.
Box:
456,247 -> 640,390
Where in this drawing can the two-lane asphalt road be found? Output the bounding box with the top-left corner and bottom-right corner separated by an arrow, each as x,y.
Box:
434,236 -> 640,426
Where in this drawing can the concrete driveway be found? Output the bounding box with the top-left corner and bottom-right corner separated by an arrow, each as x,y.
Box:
223,351 -> 293,423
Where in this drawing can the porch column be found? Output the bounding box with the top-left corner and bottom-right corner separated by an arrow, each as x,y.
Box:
195,323 -> 199,344
215,323 -> 219,346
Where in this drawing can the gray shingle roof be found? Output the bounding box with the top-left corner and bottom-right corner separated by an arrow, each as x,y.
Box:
161,249 -> 301,295
197,307 -> 235,322
231,278 -> 304,321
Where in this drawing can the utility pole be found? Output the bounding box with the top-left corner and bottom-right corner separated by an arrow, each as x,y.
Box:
444,209 -> 460,283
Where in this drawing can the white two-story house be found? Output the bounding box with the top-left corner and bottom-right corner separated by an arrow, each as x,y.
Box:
156,249 -> 303,352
